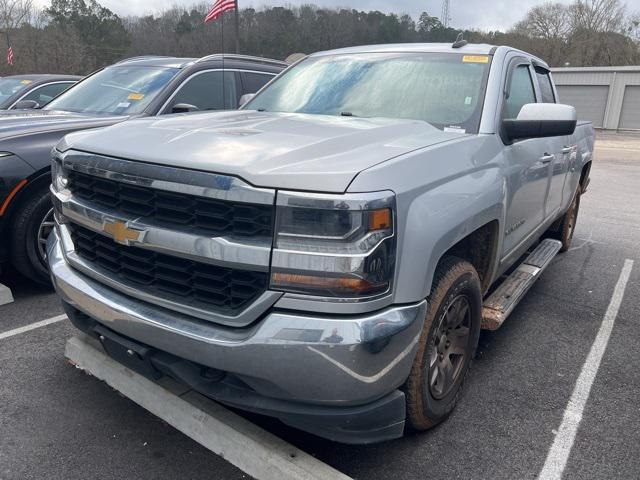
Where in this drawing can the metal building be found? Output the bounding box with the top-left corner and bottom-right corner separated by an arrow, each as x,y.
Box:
551,66 -> 640,130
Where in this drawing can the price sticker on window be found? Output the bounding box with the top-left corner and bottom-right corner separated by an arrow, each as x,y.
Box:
462,55 -> 489,64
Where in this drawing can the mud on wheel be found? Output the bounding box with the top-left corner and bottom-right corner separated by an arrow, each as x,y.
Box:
404,256 -> 482,431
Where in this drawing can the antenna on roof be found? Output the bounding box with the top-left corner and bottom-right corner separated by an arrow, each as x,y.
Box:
452,32 -> 467,49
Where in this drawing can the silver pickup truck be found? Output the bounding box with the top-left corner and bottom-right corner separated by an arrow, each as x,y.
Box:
47,43 -> 594,444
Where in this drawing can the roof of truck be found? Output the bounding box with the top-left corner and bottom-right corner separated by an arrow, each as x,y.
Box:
313,43 -> 499,57
311,43 -> 549,70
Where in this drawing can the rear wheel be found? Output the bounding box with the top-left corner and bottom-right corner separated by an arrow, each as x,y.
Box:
404,256 -> 482,430
10,186 -> 54,285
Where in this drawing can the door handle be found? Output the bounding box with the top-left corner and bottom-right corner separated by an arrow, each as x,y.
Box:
540,154 -> 554,164
561,146 -> 573,154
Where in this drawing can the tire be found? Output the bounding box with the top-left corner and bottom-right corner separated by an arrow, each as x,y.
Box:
552,188 -> 581,253
404,256 -> 482,431
10,186 -> 54,286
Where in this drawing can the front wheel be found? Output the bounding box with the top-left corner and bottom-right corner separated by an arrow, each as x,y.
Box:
552,189 -> 581,252
10,186 -> 54,285
404,256 -> 482,430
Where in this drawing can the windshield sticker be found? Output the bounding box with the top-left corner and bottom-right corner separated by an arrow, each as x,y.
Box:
465,96 -> 473,105
444,126 -> 466,134
117,102 -> 131,109
128,93 -> 145,101
462,55 -> 489,64
20,80 -> 33,85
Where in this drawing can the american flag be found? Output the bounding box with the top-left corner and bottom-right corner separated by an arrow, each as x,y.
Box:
204,0 -> 236,23
6,45 -> 13,66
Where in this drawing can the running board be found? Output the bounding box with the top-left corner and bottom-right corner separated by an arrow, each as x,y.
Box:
481,239 -> 562,330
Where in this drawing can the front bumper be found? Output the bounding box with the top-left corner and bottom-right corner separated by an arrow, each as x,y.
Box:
48,229 -> 427,443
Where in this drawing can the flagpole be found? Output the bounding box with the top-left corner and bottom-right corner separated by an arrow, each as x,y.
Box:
234,0 -> 240,54
220,3 -> 224,53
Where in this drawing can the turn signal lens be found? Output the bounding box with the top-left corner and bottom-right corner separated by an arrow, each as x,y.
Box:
271,273 -> 387,296
368,208 -> 392,231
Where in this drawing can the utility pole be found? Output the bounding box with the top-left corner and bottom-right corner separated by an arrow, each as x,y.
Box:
441,0 -> 451,28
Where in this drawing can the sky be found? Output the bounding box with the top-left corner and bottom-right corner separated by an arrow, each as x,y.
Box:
32,0 -> 640,31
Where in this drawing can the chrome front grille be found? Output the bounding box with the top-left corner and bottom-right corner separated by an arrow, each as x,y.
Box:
67,170 -> 273,237
52,150 -> 281,327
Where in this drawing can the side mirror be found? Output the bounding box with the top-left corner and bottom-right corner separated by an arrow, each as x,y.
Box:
503,103 -> 577,141
239,93 -> 256,108
12,99 -> 40,110
171,103 -> 199,114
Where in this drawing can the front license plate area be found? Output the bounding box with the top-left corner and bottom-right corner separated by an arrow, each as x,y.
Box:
94,325 -> 162,380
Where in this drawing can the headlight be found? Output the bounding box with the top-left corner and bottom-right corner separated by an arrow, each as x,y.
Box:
51,156 -> 68,192
270,191 -> 396,298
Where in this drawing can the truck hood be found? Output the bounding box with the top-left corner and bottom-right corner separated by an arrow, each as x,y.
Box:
62,110 -> 463,192
0,109 -> 125,141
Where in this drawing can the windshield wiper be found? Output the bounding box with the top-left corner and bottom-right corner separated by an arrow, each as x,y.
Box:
340,111 -> 355,117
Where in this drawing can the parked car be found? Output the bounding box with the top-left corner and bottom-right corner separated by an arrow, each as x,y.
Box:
0,74 -> 80,110
47,43 -> 594,443
0,54 -> 286,284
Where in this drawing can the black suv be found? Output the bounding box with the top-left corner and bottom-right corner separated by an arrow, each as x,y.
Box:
0,54 -> 287,284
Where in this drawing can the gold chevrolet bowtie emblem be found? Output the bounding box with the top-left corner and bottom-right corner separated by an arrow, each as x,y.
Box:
103,220 -> 141,245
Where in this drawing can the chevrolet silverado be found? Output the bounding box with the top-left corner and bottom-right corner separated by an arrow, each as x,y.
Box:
47,43 -> 594,444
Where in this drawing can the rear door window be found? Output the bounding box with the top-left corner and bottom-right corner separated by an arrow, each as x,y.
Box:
534,67 -> 556,103
243,72 -> 275,94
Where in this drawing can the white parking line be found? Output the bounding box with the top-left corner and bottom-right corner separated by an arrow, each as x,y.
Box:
538,259 -> 634,480
0,314 -> 67,341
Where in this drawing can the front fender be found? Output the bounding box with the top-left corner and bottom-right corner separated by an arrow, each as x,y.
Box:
349,134 -> 506,304
396,168 -> 504,301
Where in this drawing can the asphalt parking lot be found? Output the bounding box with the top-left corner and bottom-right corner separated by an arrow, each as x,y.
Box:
1,131 -> 639,480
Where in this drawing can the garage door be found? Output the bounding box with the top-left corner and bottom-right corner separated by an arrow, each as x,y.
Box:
556,85 -> 609,128
619,86 -> 640,130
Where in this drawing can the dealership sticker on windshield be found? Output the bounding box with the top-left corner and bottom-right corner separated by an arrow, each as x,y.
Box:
117,102 -> 131,109
128,93 -> 145,100
20,80 -> 32,84
462,55 -> 489,63
444,126 -> 466,134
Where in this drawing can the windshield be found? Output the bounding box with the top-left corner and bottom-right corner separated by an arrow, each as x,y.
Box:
0,78 -> 33,102
247,52 -> 492,133
44,66 -> 179,115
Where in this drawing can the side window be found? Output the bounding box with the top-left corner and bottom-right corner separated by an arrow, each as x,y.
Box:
16,82 -> 74,107
534,67 -> 556,103
243,72 -> 274,94
164,71 -> 237,113
504,65 -> 536,119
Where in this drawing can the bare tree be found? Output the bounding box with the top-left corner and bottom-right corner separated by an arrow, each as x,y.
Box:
513,2 -> 572,39
0,0 -> 33,29
570,0 -> 627,33
628,12 -> 640,40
